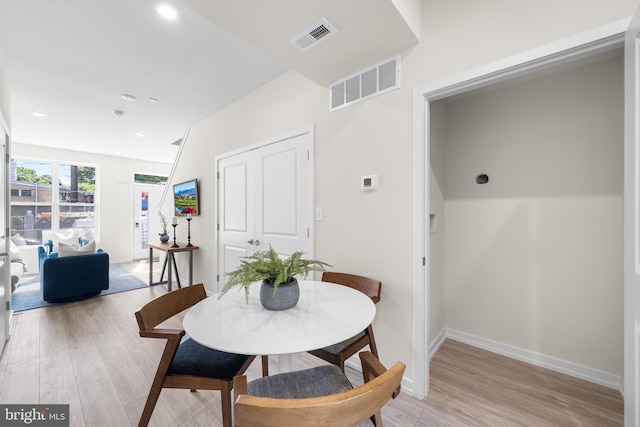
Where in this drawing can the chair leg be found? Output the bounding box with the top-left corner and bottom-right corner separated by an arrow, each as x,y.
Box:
261,355 -> 269,376
138,383 -> 163,427
372,411 -> 383,426
220,382 -> 232,427
367,325 -> 379,358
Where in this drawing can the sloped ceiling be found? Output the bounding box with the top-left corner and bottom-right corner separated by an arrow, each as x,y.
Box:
178,0 -> 420,85
0,0 -> 419,163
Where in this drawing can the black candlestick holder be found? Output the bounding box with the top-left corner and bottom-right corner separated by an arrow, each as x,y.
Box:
186,217 -> 193,247
171,224 -> 179,248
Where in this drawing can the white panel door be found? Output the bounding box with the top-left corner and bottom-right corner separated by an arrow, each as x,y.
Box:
217,129 -> 312,290
624,9 -> 640,426
255,133 -> 312,258
0,116 -> 8,350
133,184 -> 165,260
218,150 -> 255,289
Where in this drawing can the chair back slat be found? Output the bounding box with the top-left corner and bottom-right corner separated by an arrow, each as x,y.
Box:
234,361 -> 404,427
322,272 -> 381,303
136,283 -> 207,332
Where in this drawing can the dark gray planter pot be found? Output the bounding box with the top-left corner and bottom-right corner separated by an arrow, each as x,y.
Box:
260,278 -> 299,311
159,234 -> 170,243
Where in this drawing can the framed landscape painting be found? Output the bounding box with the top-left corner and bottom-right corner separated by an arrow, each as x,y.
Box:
173,179 -> 199,216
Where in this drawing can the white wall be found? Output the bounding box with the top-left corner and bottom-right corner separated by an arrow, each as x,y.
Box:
12,143 -> 171,264
0,53 -> 9,128
164,0 -> 637,384
441,53 -> 624,377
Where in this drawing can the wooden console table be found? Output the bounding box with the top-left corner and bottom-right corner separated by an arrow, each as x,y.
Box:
145,241 -> 199,291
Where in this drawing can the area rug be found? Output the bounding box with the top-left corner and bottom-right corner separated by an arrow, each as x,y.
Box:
11,266 -> 148,312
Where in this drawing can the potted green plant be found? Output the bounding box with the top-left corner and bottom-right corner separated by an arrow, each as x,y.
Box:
219,246 -> 330,310
158,212 -> 170,243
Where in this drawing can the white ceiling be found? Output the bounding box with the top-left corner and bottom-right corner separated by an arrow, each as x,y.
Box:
0,0 -> 419,164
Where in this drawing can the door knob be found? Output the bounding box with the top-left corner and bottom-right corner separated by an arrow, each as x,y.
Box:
247,239 -> 254,244
254,240 -> 260,246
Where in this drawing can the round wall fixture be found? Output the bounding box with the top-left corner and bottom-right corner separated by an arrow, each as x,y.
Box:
156,3 -> 178,20
121,94 -> 137,102
476,174 -> 489,184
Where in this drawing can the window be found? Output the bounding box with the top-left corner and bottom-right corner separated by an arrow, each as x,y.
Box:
10,158 -> 98,246
134,173 -> 167,185
10,189 -> 32,197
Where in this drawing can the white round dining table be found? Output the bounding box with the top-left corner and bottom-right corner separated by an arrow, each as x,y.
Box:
183,280 -> 376,372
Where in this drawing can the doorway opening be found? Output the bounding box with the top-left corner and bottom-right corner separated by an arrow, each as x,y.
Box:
412,20 -> 629,399
133,173 -> 167,261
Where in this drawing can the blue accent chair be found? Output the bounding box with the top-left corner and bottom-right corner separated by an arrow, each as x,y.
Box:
38,241 -> 109,303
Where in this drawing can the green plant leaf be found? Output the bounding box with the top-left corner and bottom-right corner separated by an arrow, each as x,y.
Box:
217,245 -> 331,303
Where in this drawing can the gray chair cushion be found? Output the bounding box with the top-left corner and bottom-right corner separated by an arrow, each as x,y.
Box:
322,331 -> 366,355
169,338 -> 252,380
247,365 -> 375,426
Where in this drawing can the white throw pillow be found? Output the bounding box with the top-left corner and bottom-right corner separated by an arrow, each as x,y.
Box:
53,231 -> 78,250
0,238 -> 23,261
11,233 -> 26,246
58,240 -> 96,257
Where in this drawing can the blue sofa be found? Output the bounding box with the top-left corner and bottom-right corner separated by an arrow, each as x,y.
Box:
38,241 -> 110,303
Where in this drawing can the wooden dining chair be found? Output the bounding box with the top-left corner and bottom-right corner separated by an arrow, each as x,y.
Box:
309,271 -> 381,370
260,271 -> 381,375
135,283 -> 255,427
234,351 -> 404,427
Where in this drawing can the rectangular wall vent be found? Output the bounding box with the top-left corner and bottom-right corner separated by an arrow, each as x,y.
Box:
329,55 -> 401,111
291,18 -> 337,52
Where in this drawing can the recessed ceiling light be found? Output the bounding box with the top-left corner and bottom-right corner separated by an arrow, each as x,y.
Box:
148,97 -> 158,103
30,111 -> 46,118
135,132 -> 145,137
121,94 -> 137,102
156,3 -> 178,20
113,110 -> 125,117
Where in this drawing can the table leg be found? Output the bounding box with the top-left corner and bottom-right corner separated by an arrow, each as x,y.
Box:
277,354 -> 292,373
159,256 -> 168,281
167,252 -> 173,292
171,253 -> 181,289
148,247 -> 153,286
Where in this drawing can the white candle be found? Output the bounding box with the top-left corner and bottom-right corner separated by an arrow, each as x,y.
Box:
172,216 -> 178,225
186,214 -> 192,220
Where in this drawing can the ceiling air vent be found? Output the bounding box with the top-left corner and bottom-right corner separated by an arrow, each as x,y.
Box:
290,18 -> 337,52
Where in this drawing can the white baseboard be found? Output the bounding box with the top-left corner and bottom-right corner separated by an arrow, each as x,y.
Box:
444,329 -> 622,392
429,329 -> 447,360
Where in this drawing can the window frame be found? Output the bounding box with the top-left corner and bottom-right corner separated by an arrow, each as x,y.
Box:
10,156 -> 99,246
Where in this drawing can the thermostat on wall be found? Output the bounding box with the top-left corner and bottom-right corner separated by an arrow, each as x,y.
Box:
361,174 -> 379,192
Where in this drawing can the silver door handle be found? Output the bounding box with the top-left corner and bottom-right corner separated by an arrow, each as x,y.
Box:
247,239 -> 254,244
246,239 -> 260,245
254,239 -> 260,245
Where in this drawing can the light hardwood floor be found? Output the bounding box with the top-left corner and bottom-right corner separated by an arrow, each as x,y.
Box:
0,261 -> 624,426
